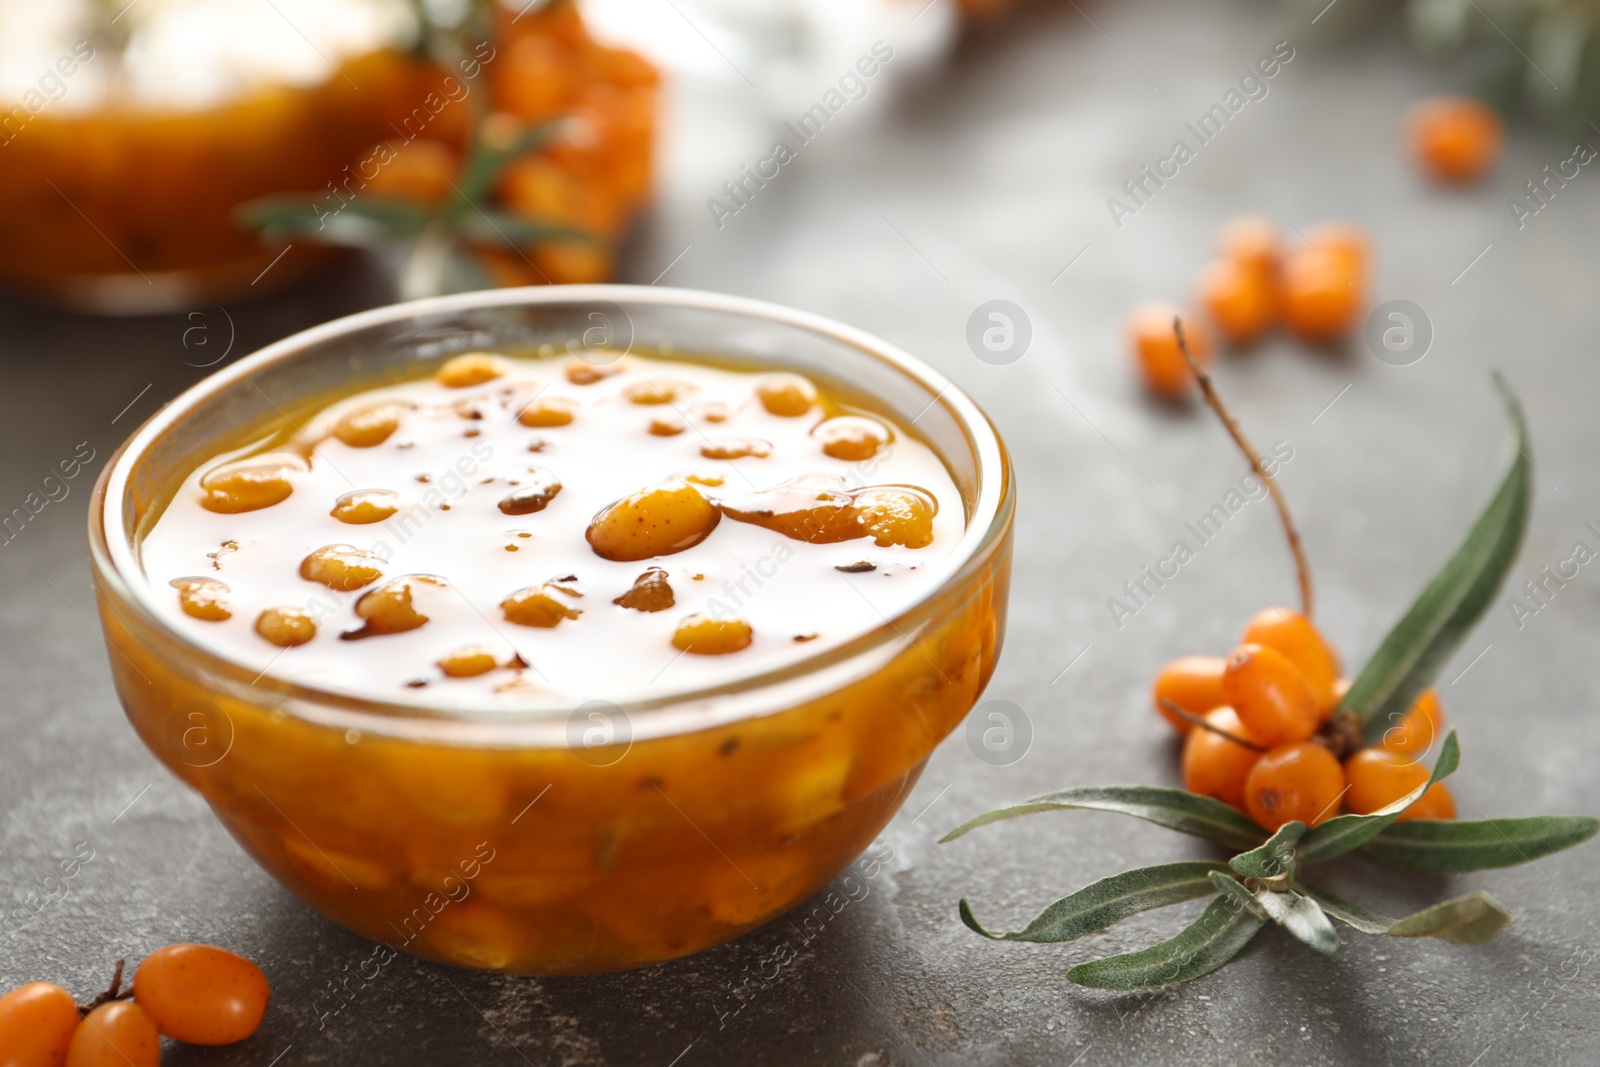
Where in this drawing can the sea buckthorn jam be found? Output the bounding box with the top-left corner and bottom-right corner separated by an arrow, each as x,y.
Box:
139,351 -> 964,703
104,341 -> 1010,976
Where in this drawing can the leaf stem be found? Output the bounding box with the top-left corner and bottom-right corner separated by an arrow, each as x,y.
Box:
1173,316 -> 1314,617
1159,698 -> 1267,752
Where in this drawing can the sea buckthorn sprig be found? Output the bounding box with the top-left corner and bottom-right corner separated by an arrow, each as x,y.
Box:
0,944 -> 268,1065
944,349 -> 1597,989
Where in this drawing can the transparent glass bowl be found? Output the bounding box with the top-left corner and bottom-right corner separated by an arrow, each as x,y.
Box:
88,286 -> 1014,974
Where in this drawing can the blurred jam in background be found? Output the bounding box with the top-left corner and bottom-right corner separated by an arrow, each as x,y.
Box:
0,0 -> 1592,313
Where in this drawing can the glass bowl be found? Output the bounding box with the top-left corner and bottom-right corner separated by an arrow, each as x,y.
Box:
88,285 -> 1014,974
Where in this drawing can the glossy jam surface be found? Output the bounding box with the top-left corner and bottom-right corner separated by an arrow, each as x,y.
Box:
138,351 -> 964,704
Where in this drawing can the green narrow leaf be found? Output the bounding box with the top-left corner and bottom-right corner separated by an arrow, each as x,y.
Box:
1360,815 -> 1600,872
1340,374 -> 1531,742
1297,730 -> 1461,864
1297,881 -> 1397,935
457,210 -> 596,248
1230,821 -> 1307,879
958,861 -> 1229,944
1256,889 -> 1343,958
236,194 -> 434,242
1208,870 -> 1266,919
451,120 -> 563,208
941,786 -> 1267,850
1066,896 -> 1265,990
1386,891 -> 1512,945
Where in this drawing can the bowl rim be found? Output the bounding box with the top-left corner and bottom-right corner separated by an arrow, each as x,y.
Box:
89,285 -> 1013,734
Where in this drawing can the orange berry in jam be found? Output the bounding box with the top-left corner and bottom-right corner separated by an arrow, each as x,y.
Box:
1344,748 -> 1456,822
1407,95 -> 1503,184
1244,742 -> 1346,831
1182,707 -> 1263,810
1222,643 -> 1321,747
1197,257 -> 1278,347
65,1001 -> 161,1067
1152,655 -> 1228,734
1382,689 -> 1444,756
133,943 -> 270,1045
1240,607 -> 1343,716
0,981 -> 80,1066
1129,302 -> 1209,397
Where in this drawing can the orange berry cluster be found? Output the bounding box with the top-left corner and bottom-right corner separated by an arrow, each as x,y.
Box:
362,0 -> 659,286
0,944 -> 268,1066
1155,607 -> 1455,832
1130,215 -> 1372,397
1405,95 -> 1503,185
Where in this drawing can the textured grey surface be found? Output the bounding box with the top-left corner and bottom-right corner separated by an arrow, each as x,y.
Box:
3,0 -> 1599,1064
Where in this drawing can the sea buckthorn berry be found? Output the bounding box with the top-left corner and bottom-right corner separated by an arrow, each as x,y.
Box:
852,486 -> 937,548
436,353 -> 503,388
300,544 -> 383,591
331,489 -> 400,525
1217,214 -> 1281,277
1344,748 -> 1456,822
1182,707 -> 1263,810
360,137 -> 458,206
699,402 -> 730,423
614,567 -> 675,612
1244,742 -> 1346,831
586,480 -> 721,561
346,575 -> 444,638
699,436 -> 772,460
1129,302 -> 1210,397
1241,607 -> 1343,715
649,416 -> 686,436
623,379 -> 696,405
672,613 -> 753,654
1304,222 -> 1370,282
517,396 -> 576,427
1282,249 -> 1361,342
1197,257 -> 1278,347
755,373 -> 819,416
501,584 -> 582,628
1223,643 -> 1321,747
66,1001 -> 160,1067
199,452 -> 307,513
0,981 -> 80,1066
1407,95 -> 1502,184
1152,655 -> 1229,734
332,402 -> 409,448
172,577 -> 231,621
1383,689 -> 1444,756
132,942 -> 270,1045
256,607 -> 317,647
566,359 -> 625,385
813,416 -> 891,461
496,469 -> 563,515
438,645 -> 500,677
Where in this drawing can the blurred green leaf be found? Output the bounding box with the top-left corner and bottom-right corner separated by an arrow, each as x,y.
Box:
958,861 -> 1228,944
1230,821 -> 1306,880
942,786 -> 1267,851
1208,870 -> 1265,919
237,194 -> 433,243
1387,891 -> 1511,945
1360,815 -> 1600,872
1339,375 -> 1529,743
1066,896 -> 1264,990
1297,882 -> 1397,936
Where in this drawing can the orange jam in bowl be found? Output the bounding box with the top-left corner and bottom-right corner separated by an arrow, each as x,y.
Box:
90,287 -> 1014,974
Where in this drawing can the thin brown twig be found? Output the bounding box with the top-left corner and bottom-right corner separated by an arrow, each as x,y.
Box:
1160,699 -> 1268,752
1172,316 -> 1314,618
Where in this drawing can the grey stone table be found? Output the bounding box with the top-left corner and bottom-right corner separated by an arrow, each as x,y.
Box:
3,0 -> 1597,1063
